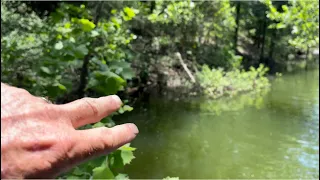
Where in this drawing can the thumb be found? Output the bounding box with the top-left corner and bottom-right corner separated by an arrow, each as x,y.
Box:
70,123 -> 139,163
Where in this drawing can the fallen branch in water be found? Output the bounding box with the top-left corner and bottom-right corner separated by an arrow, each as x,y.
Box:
175,52 -> 196,83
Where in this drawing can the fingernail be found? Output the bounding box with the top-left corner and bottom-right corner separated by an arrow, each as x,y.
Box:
110,95 -> 122,107
128,123 -> 139,134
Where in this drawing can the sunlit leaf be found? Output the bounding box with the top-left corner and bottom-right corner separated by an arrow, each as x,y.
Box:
92,163 -> 114,179
56,83 -> 67,91
115,173 -> 129,180
122,105 -> 133,112
54,41 -> 63,50
123,7 -> 136,19
120,147 -> 135,165
79,18 -> 96,32
40,67 -> 51,74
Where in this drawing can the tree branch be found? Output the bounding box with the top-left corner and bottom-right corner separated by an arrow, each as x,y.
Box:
175,52 -> 196,83
77,1 -> 104,98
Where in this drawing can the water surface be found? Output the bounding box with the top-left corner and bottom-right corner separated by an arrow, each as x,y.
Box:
119,70 -> 319,179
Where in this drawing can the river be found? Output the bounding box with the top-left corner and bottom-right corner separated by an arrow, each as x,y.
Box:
118,70 -> 319,179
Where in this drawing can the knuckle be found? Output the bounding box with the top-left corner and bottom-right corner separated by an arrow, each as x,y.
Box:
100,128 -> 114,149
43,104 -> 59,120
9,89 -> 31,100
81,98 -> 99,117
14,88 -> 31,96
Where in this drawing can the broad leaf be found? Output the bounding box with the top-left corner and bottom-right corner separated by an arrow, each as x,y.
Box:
74,44 -> 89,58
92,163 -> 114,179
79,18 -> 96,32
40,67 -> 51,74
123,7 -> 136,19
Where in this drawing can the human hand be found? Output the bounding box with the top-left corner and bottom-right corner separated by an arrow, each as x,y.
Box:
1,83 -> 139,179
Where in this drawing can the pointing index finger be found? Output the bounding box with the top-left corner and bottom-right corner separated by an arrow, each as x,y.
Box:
59,95 -> 122,128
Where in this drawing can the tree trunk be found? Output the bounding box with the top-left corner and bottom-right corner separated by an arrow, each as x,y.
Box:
268,30 -> 276,73
77,2 -> 104,98
305,46 -> 310,70
260,14 -> 267,63
268,30 -> 276,59
234,2 -> 241,53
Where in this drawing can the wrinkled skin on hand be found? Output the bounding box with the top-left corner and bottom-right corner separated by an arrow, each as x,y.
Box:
1,83 -> 139,179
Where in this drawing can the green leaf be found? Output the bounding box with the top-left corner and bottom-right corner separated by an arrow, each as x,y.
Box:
111,17 -> 121,29
109,144 -> 135,170
54,41 -> 63,50
57,83 -> 67,91
119,143 -> 136,151
109,61 -> 130,70
122,105 -> 133,112
123,7 -> 136,19
79,19 -> 96,32
92,163 -> 114,179
120,146 -> 135,165
111,9 -> 117,14
276,23 -> 286,29
66,175 -> 81,179
108,151 -> 124,169
91,30 -> 99,37
92,122 -> 105,128
115,174 -> 129,180
88,71 -> 126,95
105,75 -> 126,94
51,12 -> 64,23
89,156 -> 106,169
40,67 -> 51,74
108,61 -> 134,80
118,108 -> 125,114
64,22 -> 71,29
101,117 -> 116,127
121,68 -> 135,80
74,44 -> 89,58
72,167 -> 83,176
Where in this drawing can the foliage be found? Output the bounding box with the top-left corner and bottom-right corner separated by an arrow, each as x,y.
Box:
264,0 -> 319,52
1,2 -> 136,99
58,143 -> 136,179
1,0 -> 318,179
196,64 -> 270,99
1,2 -> 137,179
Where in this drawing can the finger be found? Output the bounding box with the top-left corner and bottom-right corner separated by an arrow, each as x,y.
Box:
70,123 -> 139,161
59,95 -> 122,128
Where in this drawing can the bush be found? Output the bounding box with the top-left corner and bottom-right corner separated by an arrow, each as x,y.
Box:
1,2 -> 137,179
196,64 -> 270,99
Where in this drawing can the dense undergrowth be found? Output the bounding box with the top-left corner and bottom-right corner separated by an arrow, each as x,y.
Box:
196,64 -> 270,99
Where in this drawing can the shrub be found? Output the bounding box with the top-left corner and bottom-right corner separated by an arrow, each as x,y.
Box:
196,64 -> 270,99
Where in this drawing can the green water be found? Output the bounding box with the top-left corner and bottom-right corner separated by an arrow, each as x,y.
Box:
119,70 -> 319,179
